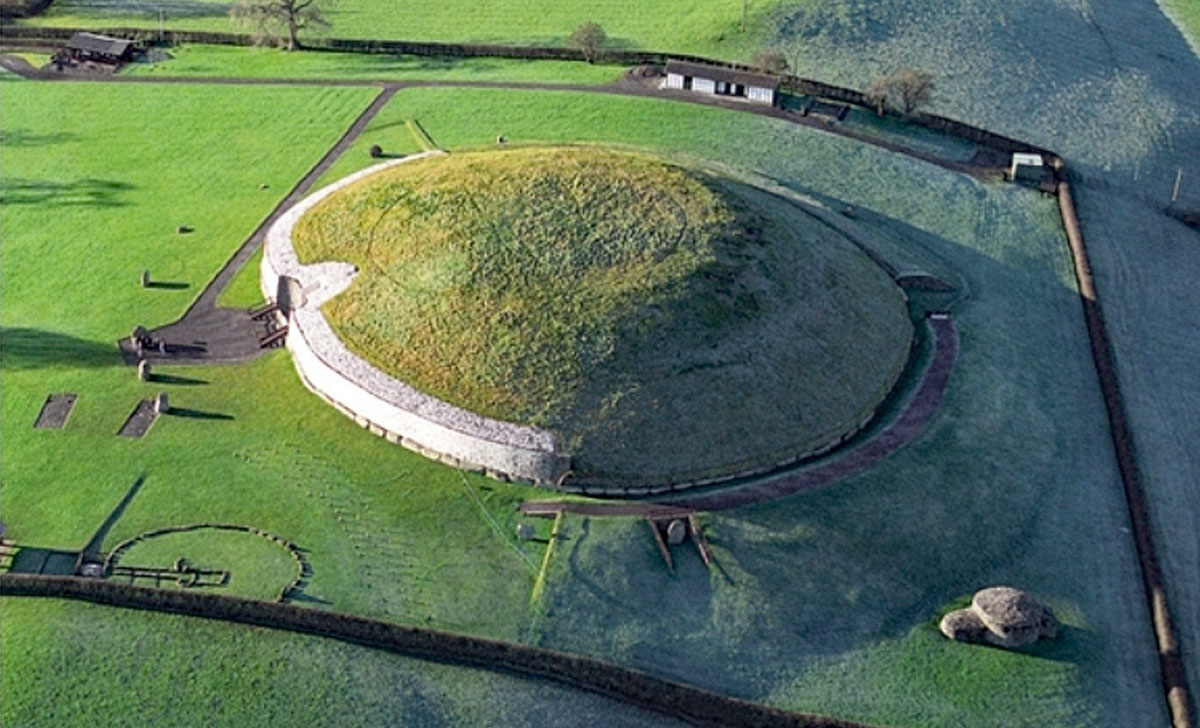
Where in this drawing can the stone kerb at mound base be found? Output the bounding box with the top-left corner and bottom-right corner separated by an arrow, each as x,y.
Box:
261,152 -> 571,486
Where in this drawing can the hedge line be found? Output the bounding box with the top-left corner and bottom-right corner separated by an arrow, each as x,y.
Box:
0,23 -> 1055,158
0,574 -> 885,728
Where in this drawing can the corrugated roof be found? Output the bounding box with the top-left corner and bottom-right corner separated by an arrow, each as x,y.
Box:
66,32 -> 133,57
665,60 -> 780,90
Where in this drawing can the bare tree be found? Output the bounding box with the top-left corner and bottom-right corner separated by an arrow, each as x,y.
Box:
570,21 -> 606,63
750,48 -> 788,75
865,67 -> 935,117
230,0 -> 332,50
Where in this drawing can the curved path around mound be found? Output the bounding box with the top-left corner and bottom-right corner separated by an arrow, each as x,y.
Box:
520,314 -> 957,517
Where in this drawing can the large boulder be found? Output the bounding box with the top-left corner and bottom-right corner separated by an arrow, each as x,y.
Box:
940,586 -> 1058,648
972,586 -> 1059,647
939,608 -> 988,643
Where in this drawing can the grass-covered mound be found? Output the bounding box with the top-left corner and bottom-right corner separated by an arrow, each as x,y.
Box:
293,147 -> 912,484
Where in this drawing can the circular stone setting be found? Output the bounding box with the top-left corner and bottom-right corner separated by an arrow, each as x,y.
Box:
290,147 -> 913,487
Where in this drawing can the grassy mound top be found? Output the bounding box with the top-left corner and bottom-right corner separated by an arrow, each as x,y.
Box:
294,147 -> 913,484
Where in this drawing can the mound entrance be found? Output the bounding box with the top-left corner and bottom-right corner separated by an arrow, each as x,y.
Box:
292,146 -> 913,487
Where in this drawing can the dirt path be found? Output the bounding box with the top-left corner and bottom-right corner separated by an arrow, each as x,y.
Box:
521,315 -> 957,516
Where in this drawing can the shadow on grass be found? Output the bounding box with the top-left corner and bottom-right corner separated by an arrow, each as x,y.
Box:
0,327 -> 122,369
167,407 -> 233,420
82,474 -> 146,557
145,281 -> 190,290
147,372 -> 208,386
0,177 -> 134,207
288,591 -> 332,605
7,547 -> 79,575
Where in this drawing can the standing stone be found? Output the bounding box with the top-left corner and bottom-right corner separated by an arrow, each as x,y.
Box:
137,360 -> 150,382
140,269 -> 150,288
666,519 -> 687,545
154,392 -> 170,415
515,523 -> 535,541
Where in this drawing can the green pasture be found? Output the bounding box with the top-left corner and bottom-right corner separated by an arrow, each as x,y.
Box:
0,598 -> 682,728
295,146 -> 911,483
0,76 -> 376,336
0,78 -> 551,637
765,0 -> 1200,706
1,74 -> 1172,726
121,44 -> 626,83
21,0 -> 775,57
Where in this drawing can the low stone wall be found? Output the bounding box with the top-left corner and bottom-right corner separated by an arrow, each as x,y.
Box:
261,153 -> 571,486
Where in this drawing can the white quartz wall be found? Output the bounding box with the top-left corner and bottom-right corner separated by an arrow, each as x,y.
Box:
262,153 -> 571,486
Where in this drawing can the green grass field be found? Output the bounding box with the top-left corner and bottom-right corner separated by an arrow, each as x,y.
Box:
0,598 -> 682,728
0,78 -> 555,642
2,73 -> 1173,726
21,0 -> 776,58
121,44 -> 627,83
295,146 -> 911,483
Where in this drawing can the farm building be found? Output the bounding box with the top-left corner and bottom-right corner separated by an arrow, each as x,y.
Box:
663,60 -> 779,106
60,32 -> 134,65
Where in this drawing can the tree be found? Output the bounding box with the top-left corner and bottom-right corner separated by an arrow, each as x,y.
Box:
570,21 -> 606,64
750,48 -> 788,75
865,67 -> 935,117
230,0 -> 331,51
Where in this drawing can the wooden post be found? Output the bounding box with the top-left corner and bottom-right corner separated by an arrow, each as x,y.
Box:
646,518 -> 673,573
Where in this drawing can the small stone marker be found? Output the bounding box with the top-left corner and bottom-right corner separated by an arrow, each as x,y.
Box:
258,183 -> 269,190
154,392 -> 170,415
497,135 -> 507,145
665,518 -> 687,545
140,269 -> 150,287
515,523 -> 535,541
137,359 -> 150,381
177,225 -> 193,234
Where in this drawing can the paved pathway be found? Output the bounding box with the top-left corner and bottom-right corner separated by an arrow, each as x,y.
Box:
521,315 -> 958,515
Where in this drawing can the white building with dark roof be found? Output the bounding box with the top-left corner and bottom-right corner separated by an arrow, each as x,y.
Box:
663,60 -> 780,106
